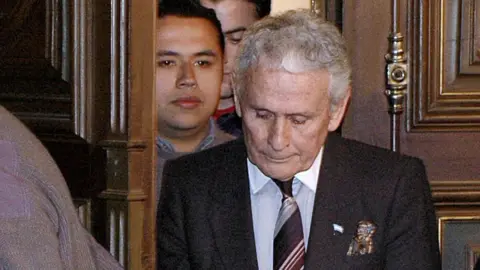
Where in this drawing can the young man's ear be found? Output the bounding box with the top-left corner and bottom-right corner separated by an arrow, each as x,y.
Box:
327,86 -> 351,131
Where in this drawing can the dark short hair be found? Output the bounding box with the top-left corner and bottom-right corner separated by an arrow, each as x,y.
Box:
248,0 -> 271,18
185,0 -> 271,19
158,1 -> 225,53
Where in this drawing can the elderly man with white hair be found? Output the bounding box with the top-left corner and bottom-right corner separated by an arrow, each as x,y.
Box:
157,9 -> 440,270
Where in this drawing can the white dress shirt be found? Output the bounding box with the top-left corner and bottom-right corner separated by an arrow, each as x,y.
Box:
248,148 -> 323,270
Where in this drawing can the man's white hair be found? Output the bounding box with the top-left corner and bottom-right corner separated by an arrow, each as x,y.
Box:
233,9 -> 351,111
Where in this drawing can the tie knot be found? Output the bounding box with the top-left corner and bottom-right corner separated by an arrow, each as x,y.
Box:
273,178 -> 294,197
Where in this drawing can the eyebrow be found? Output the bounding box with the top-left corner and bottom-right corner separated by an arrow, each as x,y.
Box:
224,27 -> 247,35
156,50 -> 218,57
156,50 -> 178,57
194,50 -> 218,57
252,106 -> 310,117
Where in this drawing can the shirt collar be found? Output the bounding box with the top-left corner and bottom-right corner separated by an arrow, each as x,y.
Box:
156,118 -> 216,153
248,147 -> 324,194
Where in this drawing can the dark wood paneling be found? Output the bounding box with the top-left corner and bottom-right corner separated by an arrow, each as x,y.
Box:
0,1 -> 157,269
0,0 -> 48,62
343,3 -> 480,268
0,0 -> 93,200
343,0 -> 480,182
408,0 -> 480,131
0,0 -> 73,135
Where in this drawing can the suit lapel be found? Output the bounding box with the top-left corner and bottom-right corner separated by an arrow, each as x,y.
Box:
208,140 -> 258,269
305,133 -> 362,268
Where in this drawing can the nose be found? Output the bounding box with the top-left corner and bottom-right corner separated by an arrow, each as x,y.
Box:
176,63 -> 197,89
268,118 -> 291,151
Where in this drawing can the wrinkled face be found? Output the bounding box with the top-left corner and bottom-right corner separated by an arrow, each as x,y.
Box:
235,67 -> 350,181
200,0 -> 258,100
155,16 -> 223,134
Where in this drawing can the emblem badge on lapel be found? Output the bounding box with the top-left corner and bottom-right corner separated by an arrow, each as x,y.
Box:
347,220 -> 377,256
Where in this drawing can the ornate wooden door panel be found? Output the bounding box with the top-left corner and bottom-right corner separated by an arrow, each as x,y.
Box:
408,0 -> 480,132
343,1 -> 480,269
406,1 -> 480,268
0,0 -> 93,199
403,0 -> 480,184
0,1 -> 157,269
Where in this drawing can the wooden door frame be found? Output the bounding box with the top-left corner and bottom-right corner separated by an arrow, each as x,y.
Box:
121,0 -> 156,268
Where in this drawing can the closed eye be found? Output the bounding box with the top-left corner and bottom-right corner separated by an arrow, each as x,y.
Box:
290,116 -> 308,125
227,37 -> 242,45
225,28 -> 246,45
255,110 -> 272,120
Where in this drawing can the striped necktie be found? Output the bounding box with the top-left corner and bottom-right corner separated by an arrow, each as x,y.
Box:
273,178 -> 305,270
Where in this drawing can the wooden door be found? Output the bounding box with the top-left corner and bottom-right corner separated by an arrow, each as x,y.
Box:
342,1 -> 480,269
0,0 -> 157,268
0,0 -> 99,226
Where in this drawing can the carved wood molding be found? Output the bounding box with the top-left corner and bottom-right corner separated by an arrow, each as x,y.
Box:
95,0 -> 156,268
407,0 -> 480,132
432,181 -> 480,205
108,0 -> 129,138
71,0 -> 95,140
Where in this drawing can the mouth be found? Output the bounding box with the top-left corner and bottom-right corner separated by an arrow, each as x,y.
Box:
172,96 -> 202,109
264,155 -> 293,163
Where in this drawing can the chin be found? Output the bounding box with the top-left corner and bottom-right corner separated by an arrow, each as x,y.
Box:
168,121 -> 202,131
259,162 -> 297,181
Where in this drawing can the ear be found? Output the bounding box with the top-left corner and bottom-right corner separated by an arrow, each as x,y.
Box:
327,86 -> 351,131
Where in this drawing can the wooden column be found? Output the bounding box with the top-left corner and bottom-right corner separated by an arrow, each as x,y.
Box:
96,0 -> 156,268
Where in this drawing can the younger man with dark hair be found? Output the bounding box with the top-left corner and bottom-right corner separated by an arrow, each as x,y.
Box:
155,2 -> 233,200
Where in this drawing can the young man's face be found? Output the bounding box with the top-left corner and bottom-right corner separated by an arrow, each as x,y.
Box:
200,0 -> 258,102
155,15 -> 223,136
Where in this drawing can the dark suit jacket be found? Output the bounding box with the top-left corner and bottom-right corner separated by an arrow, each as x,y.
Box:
157,133 -> 440,269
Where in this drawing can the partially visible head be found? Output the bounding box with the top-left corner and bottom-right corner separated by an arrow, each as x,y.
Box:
199,0 -> 271,19
199,0 -> 271,104
233,9 -> 351,181
155,2 -> 224,139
